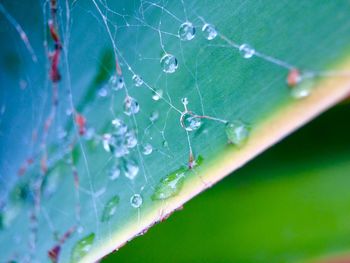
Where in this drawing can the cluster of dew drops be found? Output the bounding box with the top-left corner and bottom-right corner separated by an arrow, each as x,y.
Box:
99,20 -> 261,214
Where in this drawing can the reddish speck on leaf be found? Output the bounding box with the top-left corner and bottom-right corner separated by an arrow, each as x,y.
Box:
75,113 -> 86,135
48,245 -> 60,263
287,68 -> 301,87
188,151 -> 195,169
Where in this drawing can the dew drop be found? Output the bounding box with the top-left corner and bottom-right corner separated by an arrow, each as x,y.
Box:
113,143 -> 129,158
181,112 -> 202,131
202,23 -> 217,40
101,195 -> 119,222
239,44 -> 255,59
160,54 -> 178,73
132,74 -> 143,87
71,233 -> 95,262
111,118 -> 128,135
142,143 -> 153,155
130,194 -> 143,208
162,140 -> 168,148
149,111 -> 159,122
124,160 -> 139,180
109,166 -> 121,180
152,89 -> 163,101
125,131 -> 137,148
98,87 -> 108,97
123,96 -> 140,116
152,168 -> 186,200
225,120 -> 249,146
178,22 -> 196,41
102,134 -> 129,157
290,81 -> 313,99
109,75 -> 125,91
102,134 -> 113,152
287,70 -> 314,99
181,97 -> 189,106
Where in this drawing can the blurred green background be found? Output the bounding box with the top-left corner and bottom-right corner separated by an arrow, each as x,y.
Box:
103,104 -> 350,263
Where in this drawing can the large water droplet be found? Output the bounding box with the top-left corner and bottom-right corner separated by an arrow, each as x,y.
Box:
71,233 -> 95,262
178,22 -> 195,41
123,96 -> 140,116
124,160 -> 139,180
152,89 -> 163,101
142,143 -> 153,155
152,168 -> 187,200
225,120 -> 249,146
109,166 -> 121,180
132,74 -> 143,87
109,75 -> 124,91
181,112 -> 202,131
101,195 -> 119,222
160,54 -> 178,73
130,194 -> 143,208
125,131 -> 137,148
239,44 -> 255,59
202,23 -> 217,40
111,118 -> 128,135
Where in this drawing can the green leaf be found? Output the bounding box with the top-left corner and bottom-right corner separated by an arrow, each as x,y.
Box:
1,1 -> 350,262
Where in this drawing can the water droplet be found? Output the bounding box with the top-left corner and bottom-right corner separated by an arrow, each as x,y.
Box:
125,131 -> 137,148
225,120 -> 249,146
152,89 -> 163,101
109,166 -> 121,180
71,233 -> 95,262
111,118 -> 128,135
149,111 -> 159,122
113,144 -> 129,158
124,160 -> 139,180
130,194 -> 143,208
102,133 -> 113,152
239,44 -> 255,59
160,54 -> 178,73
288,70 -> 314,99
98,87 -> 108,97
109,75 -> 124,91
178,22 -> 195,41
102,134 -> 129,157
132,74 -> 143,87
181,97 -> 189,106
181,112 -> 202,131
152,168 -> 187,200
142,143 -> 153,155
123,96 -> 140,116
290,80 -> 313,99
202,23 -> 217,40
101,195 -> 119,222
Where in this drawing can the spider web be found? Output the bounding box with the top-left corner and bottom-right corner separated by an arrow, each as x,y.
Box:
0,0 -> 350,262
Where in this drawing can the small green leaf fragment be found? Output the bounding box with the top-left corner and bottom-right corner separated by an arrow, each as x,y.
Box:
152,168 -> 187,200
71,233 -> 95,262
71,145 -> 80,166
101,195 -> 120,222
